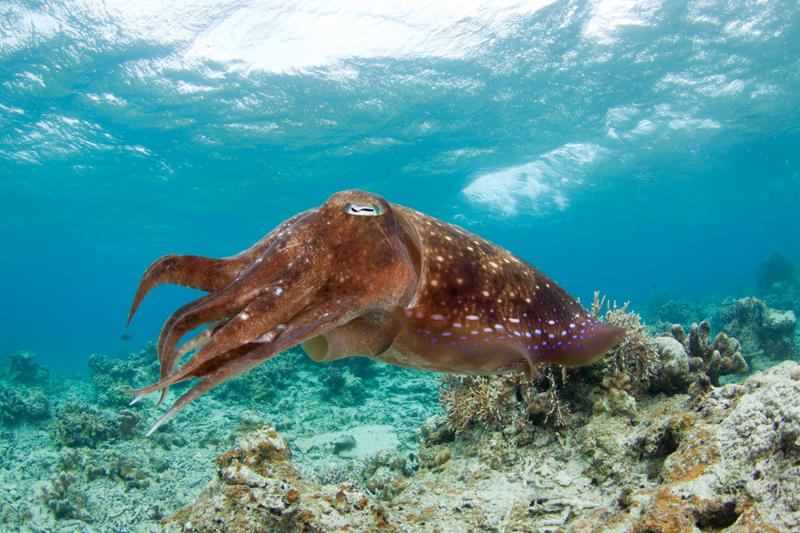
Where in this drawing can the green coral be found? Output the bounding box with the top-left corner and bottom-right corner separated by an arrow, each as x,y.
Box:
0,385 -> 49,424
52,400 -> 118,448
40,472 -> 89,521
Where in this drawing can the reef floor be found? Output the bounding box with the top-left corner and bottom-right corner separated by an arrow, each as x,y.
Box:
163,361 -> 800,533
1,318 -> 799,532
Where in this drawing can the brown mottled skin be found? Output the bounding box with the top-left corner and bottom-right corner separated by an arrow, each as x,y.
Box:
127,190 -> 624,434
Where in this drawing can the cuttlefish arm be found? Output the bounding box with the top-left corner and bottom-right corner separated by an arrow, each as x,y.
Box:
126,210 -> 314,404
126,209 -> 314,325
139,296 -> 370,436
127,190 -> 623,434
127,191 -> 418,432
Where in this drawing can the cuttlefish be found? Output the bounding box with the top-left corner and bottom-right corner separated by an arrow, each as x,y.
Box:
127,190 -> 624,434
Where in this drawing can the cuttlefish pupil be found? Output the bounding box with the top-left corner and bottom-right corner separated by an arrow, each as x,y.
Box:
126,190 -> 624,435
345,202 -> 383,216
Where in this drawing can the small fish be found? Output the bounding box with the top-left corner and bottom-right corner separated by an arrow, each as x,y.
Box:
120,334 -> 132,341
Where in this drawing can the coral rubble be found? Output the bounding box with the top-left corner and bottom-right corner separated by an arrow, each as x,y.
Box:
166,362 -> 800,532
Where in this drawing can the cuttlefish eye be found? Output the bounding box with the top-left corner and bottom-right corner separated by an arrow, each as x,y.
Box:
344,202 -> 383,216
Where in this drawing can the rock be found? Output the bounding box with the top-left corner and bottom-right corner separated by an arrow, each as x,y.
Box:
330,434 -> 356,455
651,336 -> 691,391
433,448 -> 451,467
420,414 -> 454,444
162,424 -> 395,532
362,449 -> 410,501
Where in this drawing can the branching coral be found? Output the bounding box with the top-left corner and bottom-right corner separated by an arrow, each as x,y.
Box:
439,365 -> 571,434
668,322 -> 748,385
519,368 -> 571,427
439,375 -> 514,432
40,472 -> 89,521
592,292 -> 659,383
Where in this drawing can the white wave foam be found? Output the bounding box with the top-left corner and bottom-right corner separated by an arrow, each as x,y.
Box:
462,143 -> 605,217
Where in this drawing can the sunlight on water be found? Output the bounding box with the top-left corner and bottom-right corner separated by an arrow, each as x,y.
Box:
1,0 -> 798,368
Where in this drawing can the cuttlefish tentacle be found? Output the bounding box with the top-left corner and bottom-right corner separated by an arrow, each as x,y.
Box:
172,318 -> 226,361
127,190 -> 624,434
130,247 -> 332,395
140,297 -> 362,435
155,241 -> 304,372
127,209 -> 315,325
127,255 -> 238,327
143,343 -> 262,436
144,250 -> 326,405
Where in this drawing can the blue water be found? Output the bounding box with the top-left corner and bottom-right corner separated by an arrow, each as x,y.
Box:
1,0 -> 799,373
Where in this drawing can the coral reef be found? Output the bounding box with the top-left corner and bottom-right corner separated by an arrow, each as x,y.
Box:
665,321 -> 749,385
718,296 -> 797,365
165,362 -> 800,532
52,400 -> 118,448
6,294 -> 795,532
6,350 -> 49,384
0,385 -> 49,424
2,342 -> 441,533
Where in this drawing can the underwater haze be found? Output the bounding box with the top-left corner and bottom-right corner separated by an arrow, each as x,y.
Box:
1,0 -> 799,372
4,2 -> 800,532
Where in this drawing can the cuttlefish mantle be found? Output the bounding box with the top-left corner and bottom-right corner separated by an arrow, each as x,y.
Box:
127,190 -> 624,434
